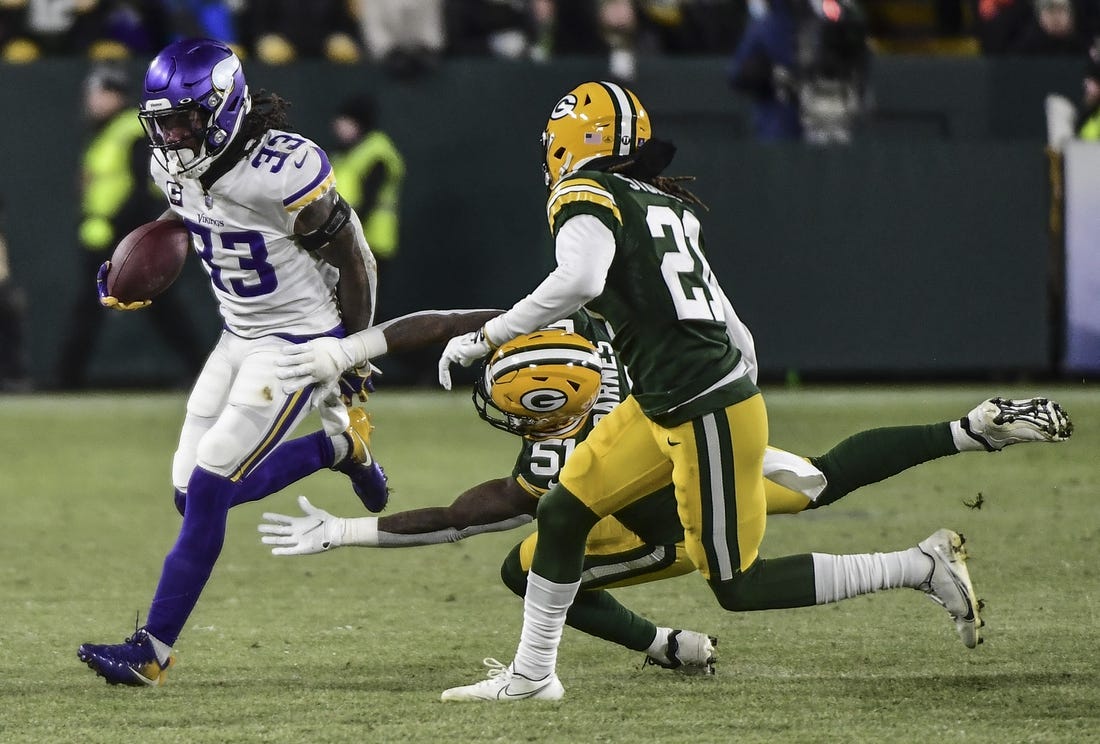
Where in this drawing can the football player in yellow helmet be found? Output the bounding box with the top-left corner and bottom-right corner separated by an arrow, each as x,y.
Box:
433,80 -> 1002,701
268,305 -> 1071,683
474,328 -> 604,439
541,81 -> 652,189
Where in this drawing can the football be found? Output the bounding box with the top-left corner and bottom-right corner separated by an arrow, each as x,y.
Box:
106,220 -> 191,303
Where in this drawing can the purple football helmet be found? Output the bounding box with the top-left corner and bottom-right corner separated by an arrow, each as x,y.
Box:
139,38 -> 251,179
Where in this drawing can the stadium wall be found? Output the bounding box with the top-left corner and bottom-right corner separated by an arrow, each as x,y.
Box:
0,56 -> 1080,387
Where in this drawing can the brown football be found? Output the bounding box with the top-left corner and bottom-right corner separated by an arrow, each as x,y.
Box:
106,220 -> 191,303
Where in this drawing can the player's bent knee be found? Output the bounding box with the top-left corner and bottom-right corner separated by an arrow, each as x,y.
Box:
535,485 -> 599,543
195,429 -> 244,476
499,544 -> 528,598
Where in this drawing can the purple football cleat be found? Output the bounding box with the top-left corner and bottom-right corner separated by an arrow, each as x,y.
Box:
78,629 -> 174,687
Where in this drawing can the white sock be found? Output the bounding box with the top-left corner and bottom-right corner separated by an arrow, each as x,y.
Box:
811,548 -> 932,604
147,631 -> 173,666
512,572 -> 580,680
645,627 -> 674,663
950,419 -> 985,452
330,434 -> 350,465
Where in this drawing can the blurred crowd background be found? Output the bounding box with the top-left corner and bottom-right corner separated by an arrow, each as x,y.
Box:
2,0 -> 1100,392
2,1 -> 1100,69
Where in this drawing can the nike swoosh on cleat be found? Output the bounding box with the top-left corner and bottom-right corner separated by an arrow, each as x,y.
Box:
500,681 -> 553,699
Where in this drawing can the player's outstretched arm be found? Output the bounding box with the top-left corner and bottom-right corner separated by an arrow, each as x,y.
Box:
259,477 -> 536,554
275,309 -> 501,394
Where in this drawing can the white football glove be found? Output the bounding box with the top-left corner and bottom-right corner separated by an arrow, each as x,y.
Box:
259,495 -> 346,555
437,330 -> 493,390
274,337 -> 355,394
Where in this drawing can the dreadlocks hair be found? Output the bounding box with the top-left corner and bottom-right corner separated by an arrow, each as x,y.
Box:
241,90 -> 292,140
605,162 -> 709,212
649,175 -> 708,212
602,138 -> 709,211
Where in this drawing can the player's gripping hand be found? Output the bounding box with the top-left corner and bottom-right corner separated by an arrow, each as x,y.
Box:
275,337 -> 357,394
338,366 -> 374,405
437,329 -> 493,390
96,260 -> 151,310
259,495 -> 346,555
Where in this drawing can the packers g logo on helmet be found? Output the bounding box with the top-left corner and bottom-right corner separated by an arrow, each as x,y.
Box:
541,81 -> 651,188
473,329 -> 604,439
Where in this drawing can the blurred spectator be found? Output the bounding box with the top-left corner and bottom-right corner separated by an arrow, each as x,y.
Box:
238,0 -> 361,64
1076,47 -> 1100,139
86,0 -> 169,57
600,0 -> 636,79
637,0 -> 741,55
55,63 -> 205,390
0,196 -> 31,392
520,0 -> 641,80
972,0 -> 1030,53
357,0 -> 444,78
158,0 -> 236,45
331,94 -> 406,273
543,0 -> 607,55
727,0 -> 802,141
797,0 -> 869,144
974,0 -> 1095,55
1,0 -> 101,58
445,0 -> 534,58
1015,0 -> 1092,56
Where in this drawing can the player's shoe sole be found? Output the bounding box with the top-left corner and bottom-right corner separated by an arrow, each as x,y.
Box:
962,397 -> 1073,451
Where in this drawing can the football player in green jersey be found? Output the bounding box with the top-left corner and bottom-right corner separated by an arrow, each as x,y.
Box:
431,80 -> 1061,701
271,307 -> 1071,680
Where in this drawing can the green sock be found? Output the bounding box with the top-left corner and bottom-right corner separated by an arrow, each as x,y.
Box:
531,485 -> 600,583
711,554 -> 818,610
566,590 -> 658,652
809,423 -> 957,508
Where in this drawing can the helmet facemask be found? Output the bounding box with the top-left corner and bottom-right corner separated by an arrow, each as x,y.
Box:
140,39 -> 251,179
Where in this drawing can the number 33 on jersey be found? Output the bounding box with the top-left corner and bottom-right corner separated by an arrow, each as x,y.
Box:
152,130 -> 345,339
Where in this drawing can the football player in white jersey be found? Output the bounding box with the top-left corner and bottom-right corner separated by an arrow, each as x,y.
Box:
78,38 -> 386,687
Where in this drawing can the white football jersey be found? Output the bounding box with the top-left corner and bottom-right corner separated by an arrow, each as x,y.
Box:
151,129 -> 349,338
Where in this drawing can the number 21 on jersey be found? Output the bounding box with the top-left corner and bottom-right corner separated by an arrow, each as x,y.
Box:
648,205 -> 724,322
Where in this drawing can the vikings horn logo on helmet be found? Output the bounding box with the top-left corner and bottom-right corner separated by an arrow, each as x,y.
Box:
139,38 -> 252,179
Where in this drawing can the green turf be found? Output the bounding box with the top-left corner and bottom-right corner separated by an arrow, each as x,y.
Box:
2,384 -> 1097,743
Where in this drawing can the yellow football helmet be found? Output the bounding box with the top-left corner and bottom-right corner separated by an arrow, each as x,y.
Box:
541,81 -> 651,188
473,328 -> 605,439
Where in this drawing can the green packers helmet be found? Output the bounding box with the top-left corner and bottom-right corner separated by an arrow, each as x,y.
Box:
473,328 -> 604,439
541,80 -> 651,188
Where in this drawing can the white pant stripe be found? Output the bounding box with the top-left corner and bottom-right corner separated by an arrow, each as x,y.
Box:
581,544 -> 669,585
702,413 -> 735,580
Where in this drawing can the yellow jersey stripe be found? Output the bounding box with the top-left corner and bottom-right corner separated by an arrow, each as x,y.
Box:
284,172 -> 336,212
515,475 -> 547,498
546,181 -> 621,229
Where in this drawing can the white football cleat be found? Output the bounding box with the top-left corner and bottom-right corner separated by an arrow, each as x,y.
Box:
643,629 -> 718,675
961,397 -> 1073,451
917,529 -> 983,649
440,658 -> 564,702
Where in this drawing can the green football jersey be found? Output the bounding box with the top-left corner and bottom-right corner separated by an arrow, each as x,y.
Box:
546,170 -> 758,427
510,310 -> 684,547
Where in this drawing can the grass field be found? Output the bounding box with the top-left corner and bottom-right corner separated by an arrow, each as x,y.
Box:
1,384 -> 1097,743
